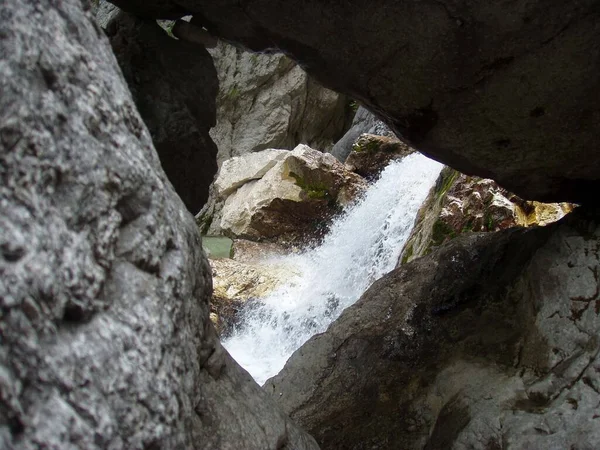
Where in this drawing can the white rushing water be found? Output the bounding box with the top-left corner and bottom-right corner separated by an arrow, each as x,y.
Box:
223,153 -> 443,384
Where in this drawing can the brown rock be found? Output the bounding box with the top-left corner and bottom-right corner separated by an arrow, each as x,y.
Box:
400,167 -> 574,265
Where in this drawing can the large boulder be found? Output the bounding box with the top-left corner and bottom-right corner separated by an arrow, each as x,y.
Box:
0,2 -> 318,449
209,41 -> 351,165
265,208 -> 600,449
204,145 -> 367,243
104,12 -> 218,213
109,0 -> 600,203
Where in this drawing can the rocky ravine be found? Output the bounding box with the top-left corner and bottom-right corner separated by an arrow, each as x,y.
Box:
0,2 -> 317,449
209,40 -> 350,165
266,208 -> 600,449
110,0 -> 600,204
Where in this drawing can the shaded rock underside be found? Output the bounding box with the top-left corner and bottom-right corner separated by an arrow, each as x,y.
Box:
110,0 -> 600,204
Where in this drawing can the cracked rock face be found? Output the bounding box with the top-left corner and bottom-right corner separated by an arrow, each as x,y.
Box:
209,41 -> 350,165
109,0 -> 600,203
264,209 -> 600,449
0,2 -> 318,449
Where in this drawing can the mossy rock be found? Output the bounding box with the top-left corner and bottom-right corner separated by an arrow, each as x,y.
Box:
196,212 -> 213,235
401,244 -> 414,265
352,138 -> 381,153
289,171 -> 331,200
428,219 -> 457,252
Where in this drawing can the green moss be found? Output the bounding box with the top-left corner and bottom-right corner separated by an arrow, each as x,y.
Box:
226,85 -> 240,99
196,213 -> 213,235
431,219 -> 457,247
483,212 -> 495,231
352,138 -> 380,154
434,168 -> 460,200
461,219 -> 475,233
401,244 -> 414,265
289,172 -> 331,200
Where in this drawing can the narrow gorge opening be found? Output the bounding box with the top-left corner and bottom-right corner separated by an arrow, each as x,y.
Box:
6,1 -> 600,449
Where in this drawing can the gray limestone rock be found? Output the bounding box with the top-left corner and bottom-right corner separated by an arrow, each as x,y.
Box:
0,1 -> 318,449
106,0 -> 600,204
330,106 -> 395,162
209,41 -> 350,165
265,208 -> 600,449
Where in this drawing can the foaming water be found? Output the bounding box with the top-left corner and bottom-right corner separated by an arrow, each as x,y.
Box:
223,153 -> 443,384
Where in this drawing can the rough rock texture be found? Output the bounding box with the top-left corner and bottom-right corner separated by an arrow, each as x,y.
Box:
400,167 -> 573,265
108,0 -> 600,203
345,133 -> 416,180
210,257 -> 298,336
214,148 -> 288,197
330,106 -> 395,162
266,208 -> 600,449
0,2 -> 318,449
105,12 -> 218,213
209,41 -> 351,165
204,145 -> 366,243
92,0 -> 119,27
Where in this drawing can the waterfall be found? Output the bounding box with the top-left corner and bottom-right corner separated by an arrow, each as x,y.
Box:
223,153 -> 443,384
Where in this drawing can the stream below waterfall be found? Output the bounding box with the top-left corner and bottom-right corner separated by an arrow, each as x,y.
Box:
223,153 -> 443,384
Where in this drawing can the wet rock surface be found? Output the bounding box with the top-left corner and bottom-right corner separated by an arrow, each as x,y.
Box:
0,2 -> 318,449
210,257 -> 299,336
105,11 -> 218,213
266,208 -> 600,450
109,0 -> 600,203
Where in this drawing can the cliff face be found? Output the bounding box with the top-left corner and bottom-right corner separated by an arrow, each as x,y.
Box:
0,2 -> 318,449
209,41 -> 350,165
